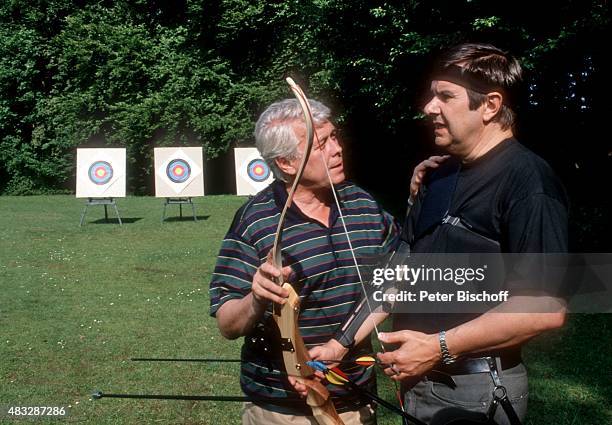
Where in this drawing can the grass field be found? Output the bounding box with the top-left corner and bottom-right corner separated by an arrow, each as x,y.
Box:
1,195 -> 610,424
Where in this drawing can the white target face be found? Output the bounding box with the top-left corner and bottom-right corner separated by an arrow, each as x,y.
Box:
234,147 -> 274,196
76,148 -> 126,198
154,147 -> 204,197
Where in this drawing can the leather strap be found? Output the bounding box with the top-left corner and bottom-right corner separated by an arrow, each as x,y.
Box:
432,355 -> 521,376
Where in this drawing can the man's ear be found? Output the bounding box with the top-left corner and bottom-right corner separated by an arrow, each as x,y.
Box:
275,157 -> 297,178
482,92 -> 504,123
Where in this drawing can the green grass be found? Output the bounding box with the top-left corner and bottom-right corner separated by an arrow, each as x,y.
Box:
1,196 -> 610,424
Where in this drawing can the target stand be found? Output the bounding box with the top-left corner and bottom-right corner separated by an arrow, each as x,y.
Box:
79,198 -> 123,226
161,197 -> 197,222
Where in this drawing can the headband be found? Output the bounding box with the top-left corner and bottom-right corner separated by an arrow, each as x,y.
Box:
432,64 -> 512,105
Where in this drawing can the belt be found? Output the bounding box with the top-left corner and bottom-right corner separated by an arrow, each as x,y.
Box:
434,353 -> 521,376
427,354 -> 522,389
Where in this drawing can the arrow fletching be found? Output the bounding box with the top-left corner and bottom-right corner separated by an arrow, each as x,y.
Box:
355,356 -> 377,367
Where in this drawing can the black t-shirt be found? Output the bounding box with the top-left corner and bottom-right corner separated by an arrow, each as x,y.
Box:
407,138 -> 568,253
398,138 -> 569,333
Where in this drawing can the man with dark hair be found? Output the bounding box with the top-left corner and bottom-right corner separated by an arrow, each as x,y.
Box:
432,42 -> 523,132
310,43 -> 568,424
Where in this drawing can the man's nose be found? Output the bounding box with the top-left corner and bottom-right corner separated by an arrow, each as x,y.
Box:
423,97 -> 439,115
329,136 -> 342,155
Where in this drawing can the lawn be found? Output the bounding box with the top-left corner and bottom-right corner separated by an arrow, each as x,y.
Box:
0,195 -> 610,424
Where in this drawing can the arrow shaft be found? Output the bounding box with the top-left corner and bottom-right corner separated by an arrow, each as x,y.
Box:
318,359 -> 389,367
342,381 -> 425,425
131,358 -> 242,363
98,393 -> 250,401
307,362 -> 426,425
131,357 -> 385,368
95,392 -> 303,404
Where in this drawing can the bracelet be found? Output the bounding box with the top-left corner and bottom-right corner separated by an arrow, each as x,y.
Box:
438,330 -> 457,365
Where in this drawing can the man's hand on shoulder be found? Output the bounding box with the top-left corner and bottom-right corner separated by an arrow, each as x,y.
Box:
410,155 -> 450,201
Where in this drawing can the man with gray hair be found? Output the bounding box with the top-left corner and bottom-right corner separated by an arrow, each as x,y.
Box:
210,98 -> 399,424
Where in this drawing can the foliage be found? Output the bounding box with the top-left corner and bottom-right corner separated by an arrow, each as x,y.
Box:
0,1 -> 609,197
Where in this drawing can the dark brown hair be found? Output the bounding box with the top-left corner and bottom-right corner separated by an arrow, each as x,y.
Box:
436,43 -> 523,130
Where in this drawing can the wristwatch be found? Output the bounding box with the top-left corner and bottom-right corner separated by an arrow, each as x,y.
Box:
438,330 -> 457,365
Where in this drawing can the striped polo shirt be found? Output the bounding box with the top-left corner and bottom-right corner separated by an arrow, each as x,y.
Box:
210,180 -> 399,414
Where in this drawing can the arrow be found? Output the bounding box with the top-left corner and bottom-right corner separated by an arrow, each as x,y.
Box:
307,361 -> 427,425
131,357 -> 243,363
315,356 -> 389,368
130,355 -> 386,368
92,391 -> 305,404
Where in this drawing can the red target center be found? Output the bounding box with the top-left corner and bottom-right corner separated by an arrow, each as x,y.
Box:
96,168 -> 107,178
253,165 -> 264,176
174,166 -> 184,176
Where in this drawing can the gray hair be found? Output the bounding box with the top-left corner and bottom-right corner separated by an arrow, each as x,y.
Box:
254,98 -> 331,182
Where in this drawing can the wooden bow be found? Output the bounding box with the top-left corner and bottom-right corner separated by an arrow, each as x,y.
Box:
270,77 -> 344,425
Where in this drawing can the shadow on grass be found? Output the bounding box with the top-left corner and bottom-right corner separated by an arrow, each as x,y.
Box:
161,215 -> 210,222
88,217 -> 143,224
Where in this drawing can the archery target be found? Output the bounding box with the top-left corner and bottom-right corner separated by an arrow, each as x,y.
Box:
234,148 -> 274,196
166,159 -> 191,183
76,148 -> 126,198
88,161 -> 113,185
154,147 -> 204,197
247,159 -> 271,182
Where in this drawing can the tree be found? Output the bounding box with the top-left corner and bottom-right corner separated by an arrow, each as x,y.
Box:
0,0 -> 608,201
